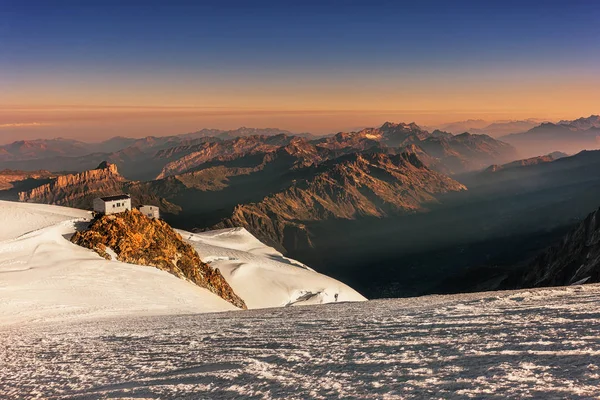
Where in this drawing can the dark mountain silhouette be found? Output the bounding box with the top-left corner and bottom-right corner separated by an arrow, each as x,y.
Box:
505,206 -> 600,288
484,152 -> 567,173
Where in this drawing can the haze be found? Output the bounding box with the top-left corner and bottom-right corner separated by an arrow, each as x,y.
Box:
1,0 -> 599,142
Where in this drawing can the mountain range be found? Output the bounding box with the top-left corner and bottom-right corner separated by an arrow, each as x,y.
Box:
0,123 -> 517,180
430,118 -> 545,137
500,115 -> 600,157
6,117 -> 600,298
215,151 -> 466,251
430,116 -> 600,158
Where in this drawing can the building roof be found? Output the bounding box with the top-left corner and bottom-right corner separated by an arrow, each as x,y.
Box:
99,194 -> 131,202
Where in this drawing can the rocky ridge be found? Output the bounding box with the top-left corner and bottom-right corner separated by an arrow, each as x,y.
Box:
485,152 -> 568,173
18,162 -> 127,206
156,134 -> 295,178
71,209 -> 246,309
314,123 -> 518,174
153,122 -> 517,180
216,151 -> 466,251
515,206 -> 600,288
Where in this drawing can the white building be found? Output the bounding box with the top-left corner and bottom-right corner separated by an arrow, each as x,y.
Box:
139,205 -> 160,219
93,194 -> 132,215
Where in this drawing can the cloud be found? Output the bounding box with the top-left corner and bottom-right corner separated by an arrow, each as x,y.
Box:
0,122 -> 51,129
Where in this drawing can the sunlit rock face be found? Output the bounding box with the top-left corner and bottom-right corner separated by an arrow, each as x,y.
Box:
71,209 -> 247,309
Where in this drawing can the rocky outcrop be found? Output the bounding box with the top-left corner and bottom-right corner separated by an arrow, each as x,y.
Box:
18,162 -> 127,207
16,162 -> 181,214
515,207 -> 600,288
71,209 -> 246,309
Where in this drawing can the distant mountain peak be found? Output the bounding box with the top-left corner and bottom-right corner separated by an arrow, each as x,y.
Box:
96,161 -> 112,169
95,161 -> 119,174
559,114 -> 600,123
380,121 -> 421,131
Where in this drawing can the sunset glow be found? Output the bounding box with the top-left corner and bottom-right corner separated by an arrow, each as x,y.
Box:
1,0 -> 598,142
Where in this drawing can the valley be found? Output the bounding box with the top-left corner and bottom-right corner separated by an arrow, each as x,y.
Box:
3,118 -> 600,299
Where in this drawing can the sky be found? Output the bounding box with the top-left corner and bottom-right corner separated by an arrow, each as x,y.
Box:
1,0 -> 599,142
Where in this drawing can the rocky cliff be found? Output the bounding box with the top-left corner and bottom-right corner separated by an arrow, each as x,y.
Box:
18,162 -> 127,206
17,162 -> 181,214
515,206 -> 600,288
71,209 -> 246,309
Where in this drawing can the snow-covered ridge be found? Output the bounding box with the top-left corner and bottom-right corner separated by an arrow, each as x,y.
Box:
0,201 -> 365,326
180,227 -> 364,309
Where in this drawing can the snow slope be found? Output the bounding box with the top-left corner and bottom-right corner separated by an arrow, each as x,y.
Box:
0,201 -> 89,241
0,201 -> 365,325
181,227 -> 366,308
3,201 -> 600,398
0,201 -> 236,325
3,284 -> 600,398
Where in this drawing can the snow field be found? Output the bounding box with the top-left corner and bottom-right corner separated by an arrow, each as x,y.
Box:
2,284 -> 600,398
182,227 -> 366,309
0,201 -> 365,326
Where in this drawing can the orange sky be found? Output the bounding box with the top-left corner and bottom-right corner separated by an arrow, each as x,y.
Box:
2,1 -> 599,143
1,67 -> 599,142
